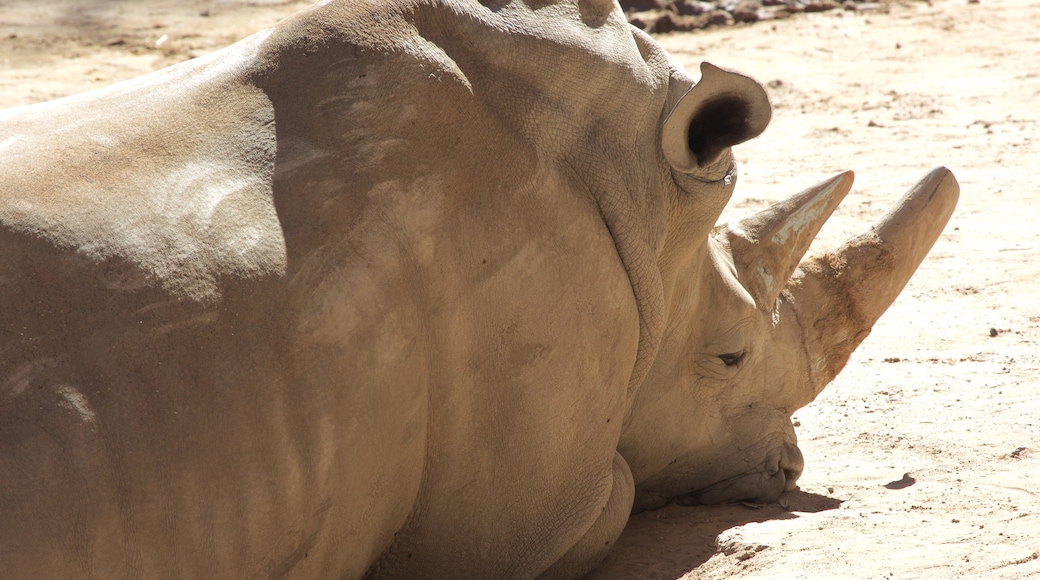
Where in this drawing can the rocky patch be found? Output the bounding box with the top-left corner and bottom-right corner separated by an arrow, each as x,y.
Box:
621,0 -> 891,32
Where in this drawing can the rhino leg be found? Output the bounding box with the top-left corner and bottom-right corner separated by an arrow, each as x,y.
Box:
537,453 -> 634,580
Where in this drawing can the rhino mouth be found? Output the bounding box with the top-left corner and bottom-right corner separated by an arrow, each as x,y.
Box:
675,443 -> 804,506
638,442 -> 803,509
674,465 -> 799,506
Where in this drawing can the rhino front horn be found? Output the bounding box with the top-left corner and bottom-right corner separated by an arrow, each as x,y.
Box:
787,167 -> 960,402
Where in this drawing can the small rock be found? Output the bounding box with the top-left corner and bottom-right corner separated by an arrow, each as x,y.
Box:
626,11 -> 661,30
620,0 -> 672,11
199,9 -> 211,17
705,9 -> 736,26
732,0 -> 765,22
763,5 -> 795,18
652,11 -> 725,32
674,0 -> 716,15
649,11 -> 681,32
844,0 -> 884,9
989,327 -> 999,337
803,0 -> 840,12
716,0 -> 739,13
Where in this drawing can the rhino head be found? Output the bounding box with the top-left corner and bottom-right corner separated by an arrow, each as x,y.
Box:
620,64 -> 959,512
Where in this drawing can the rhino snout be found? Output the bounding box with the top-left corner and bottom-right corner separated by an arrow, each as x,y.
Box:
676,443 -> 804,506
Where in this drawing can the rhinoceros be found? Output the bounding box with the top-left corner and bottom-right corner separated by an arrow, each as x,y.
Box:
0,0 -> 957,578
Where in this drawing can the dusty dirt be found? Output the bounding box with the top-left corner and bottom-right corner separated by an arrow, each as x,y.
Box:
1,0 -> 1037,578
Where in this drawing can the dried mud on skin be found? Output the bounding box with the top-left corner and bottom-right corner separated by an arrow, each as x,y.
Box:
1,1 -> 1038,578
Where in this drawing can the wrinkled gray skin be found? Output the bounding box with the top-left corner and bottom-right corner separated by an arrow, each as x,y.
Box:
0,1 -> 957,578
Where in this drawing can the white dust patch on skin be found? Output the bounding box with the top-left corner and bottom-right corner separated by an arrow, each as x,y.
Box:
1,359 -> 55,400
1,364 -> 35,399
89,134 -> 118,148
274,137 -> 329,175
0,134 -> 23,153
56,384 -> 97,425
157,160 -> 257,224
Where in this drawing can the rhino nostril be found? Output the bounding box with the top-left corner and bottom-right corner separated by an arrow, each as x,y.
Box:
782,445 -> 805,479
784,469 -> 799,488
782,465 -> 802,492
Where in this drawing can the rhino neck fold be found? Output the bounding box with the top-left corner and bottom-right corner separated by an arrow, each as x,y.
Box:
594,200 -> 667,401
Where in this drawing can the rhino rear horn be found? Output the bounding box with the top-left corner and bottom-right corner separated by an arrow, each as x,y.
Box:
719,171 -> 855,311
662,62 -> 771,172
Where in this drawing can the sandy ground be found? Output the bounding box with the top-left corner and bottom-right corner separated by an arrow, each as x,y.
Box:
1,0 -> 1037,578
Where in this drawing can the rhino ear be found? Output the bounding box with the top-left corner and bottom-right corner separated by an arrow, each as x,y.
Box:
662,63 -> 771,173
720,171 -> 855,311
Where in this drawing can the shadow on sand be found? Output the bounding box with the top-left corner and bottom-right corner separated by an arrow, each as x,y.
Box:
585,489 -> 843,579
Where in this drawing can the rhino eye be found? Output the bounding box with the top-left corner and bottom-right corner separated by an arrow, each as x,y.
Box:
718,350 -> 746,367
